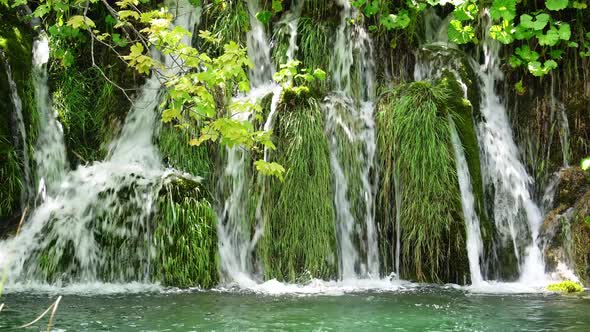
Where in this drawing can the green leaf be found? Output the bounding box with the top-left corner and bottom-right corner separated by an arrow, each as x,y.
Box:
519,13 -> 549,30
254,160 -> 285,181
448,19 -> 476,44
581,157 -> 590,170
364,0 -> 380,16
67,15 -> 96,30
255,11 -> 272,25
546,0 -> 569,11
573,1 -> 588,9
271,0 -> 283,13
558,23 -> 571,40
509,55 -> 523,67
515,80 -> 526,95
515,45 -> 540,62
380,11 -> 411,30
537,27 -> 560,46
313,68 -> 326,81
490,23 -> 513,44
490,0 -> 517,21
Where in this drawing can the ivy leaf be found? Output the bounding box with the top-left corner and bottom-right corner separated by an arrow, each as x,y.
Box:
490,0 -> 517,22
546,0 -> 569,11
255,11 -> 272,25
448,19 -> 476,44
537,27 -> 560,46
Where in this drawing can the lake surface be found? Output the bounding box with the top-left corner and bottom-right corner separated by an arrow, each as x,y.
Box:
1,284 -> 589,331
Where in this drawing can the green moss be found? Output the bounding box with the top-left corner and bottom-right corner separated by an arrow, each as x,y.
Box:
546,281 -> 584,293
376,81 -> 467,283
257,96 -> 338,282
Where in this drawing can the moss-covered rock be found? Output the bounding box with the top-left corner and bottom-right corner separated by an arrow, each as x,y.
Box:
257,95 -> 338,282
572,189 -> 590,286
553,167 -> 590,208
547,280 -> 584,293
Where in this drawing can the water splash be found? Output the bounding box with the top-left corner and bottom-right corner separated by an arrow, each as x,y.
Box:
476,14 -> 546,285
324,0 -> 379,279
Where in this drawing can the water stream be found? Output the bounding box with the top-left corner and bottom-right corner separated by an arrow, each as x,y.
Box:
2,54 -> 31,205
476,14 -> 546,284
323,0 -> 379,280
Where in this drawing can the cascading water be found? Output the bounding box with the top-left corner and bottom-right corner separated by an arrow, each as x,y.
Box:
0,0 -> 201,285
2,53 -> 32,204
324,0 -> 379,279
476,14 -> 546,284
449,117 -> 484,285
217,0 -> 277,285
32,34 -> 68,195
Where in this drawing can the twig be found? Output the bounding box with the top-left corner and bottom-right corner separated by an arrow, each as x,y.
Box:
18,296 -> 62,330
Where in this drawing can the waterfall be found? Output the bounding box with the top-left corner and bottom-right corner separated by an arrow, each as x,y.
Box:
2,53 -> 32,205
476,14 -> 546,284
549,74 -> 571,167
324,0 -> 379,279
32,34 -> 68,195
449,117 -> 484,285
0,0 -> 201,284
217,0 -> 277,285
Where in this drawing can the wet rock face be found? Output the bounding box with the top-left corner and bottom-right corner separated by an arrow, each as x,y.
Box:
553,167 -> 590,208
541,167 -> 590,284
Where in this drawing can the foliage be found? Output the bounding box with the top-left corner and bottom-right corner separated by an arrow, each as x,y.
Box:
376,81 -> 466,282
546,280 -> 584,293
353,0 -> 590,78
258,96 -> 337,282
0,138 -> 22,217
23,0 -> 284,179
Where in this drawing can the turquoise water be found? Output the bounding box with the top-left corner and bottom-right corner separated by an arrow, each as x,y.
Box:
1,287 -> 589,331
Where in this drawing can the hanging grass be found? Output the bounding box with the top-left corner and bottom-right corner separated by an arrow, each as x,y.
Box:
257,93 -> 337,282
201,0 -> 250,52
376,81 -> 467,283
0,138 -> 22,219
153,185 -> 218,288
157,124 -> 212,182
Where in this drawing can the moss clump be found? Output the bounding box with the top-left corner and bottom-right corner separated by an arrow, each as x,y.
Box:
257,96 -> 337,282
153,185 -> 218,288
547,281 -> 584,293
377,81 -> 467,283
